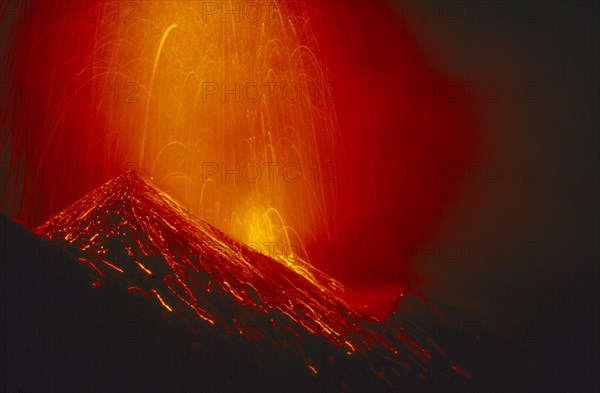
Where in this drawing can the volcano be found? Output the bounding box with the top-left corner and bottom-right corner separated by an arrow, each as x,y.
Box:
35,170 -> 366,349
2,170 -> 468,391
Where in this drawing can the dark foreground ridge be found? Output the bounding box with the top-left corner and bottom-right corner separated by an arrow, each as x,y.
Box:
2,171 -> 469,392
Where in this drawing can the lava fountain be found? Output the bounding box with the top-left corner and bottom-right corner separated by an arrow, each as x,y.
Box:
2,0 -> 340,269
1,1 -> 474,310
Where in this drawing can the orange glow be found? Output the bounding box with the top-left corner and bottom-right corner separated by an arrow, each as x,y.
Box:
5,0 -> 476,301
86,0 -> 339,266
2,1 -> 481,387
37,171 -> 397,353
35,168 -> 470,385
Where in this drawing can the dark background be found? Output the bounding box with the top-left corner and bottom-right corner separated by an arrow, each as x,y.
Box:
391,1 -> 599,391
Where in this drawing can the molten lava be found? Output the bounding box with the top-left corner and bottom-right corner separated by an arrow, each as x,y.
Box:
35,170 -> 467,384
2,0 -> 474,295
37,170 -> 355,347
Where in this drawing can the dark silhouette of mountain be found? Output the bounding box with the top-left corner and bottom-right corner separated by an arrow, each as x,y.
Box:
34,170 -> 377,351
1,171 -> 470,391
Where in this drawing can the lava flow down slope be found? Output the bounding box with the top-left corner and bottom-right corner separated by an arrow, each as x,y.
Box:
29,170 -> 468,391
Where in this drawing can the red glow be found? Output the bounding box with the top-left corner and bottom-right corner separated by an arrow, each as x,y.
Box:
36,171 -> 369,350
34,170 -> 462,382
451,364 -> 472,380
1,1 -> 473,313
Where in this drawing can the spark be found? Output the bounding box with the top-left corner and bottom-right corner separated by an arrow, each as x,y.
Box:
152,289 -> 174,312
98,257 -> 125,273
139,24 -> 179,168
134,260 -> 153,275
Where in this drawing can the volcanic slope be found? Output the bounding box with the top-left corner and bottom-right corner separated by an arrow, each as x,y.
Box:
34,170 -> 466,390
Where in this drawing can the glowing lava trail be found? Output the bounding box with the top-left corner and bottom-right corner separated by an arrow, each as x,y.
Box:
2,0 -> 339,265
1,1 -> 474,298
37,171 -> 353,347
1,1 -> 477,388
35,170 -> 468,385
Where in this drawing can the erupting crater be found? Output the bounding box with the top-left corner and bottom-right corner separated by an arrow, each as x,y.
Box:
34,170 -> 468,386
